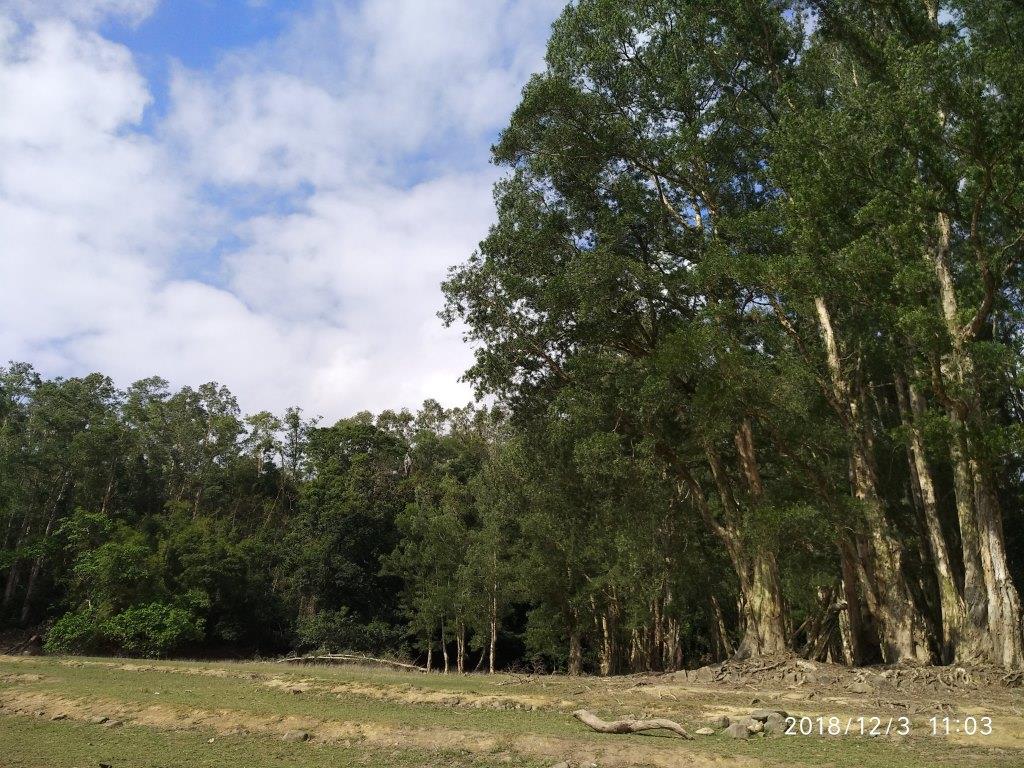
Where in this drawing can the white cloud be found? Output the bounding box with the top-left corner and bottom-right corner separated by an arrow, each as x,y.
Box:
0,1 -> 564,419
0,0 -> 160,26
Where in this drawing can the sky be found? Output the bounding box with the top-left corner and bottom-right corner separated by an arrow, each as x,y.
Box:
0,0 -> 565,420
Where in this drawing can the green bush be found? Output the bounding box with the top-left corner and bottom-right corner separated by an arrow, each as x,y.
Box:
102,603 -> 205,658
43,607 -> 103,655
44,602 -> 204,658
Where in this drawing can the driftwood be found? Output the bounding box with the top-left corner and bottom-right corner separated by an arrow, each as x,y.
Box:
279,653 -> 425,672
572,709 -> 693,739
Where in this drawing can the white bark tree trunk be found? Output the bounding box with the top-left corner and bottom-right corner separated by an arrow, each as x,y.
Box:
815,297 -> 933,663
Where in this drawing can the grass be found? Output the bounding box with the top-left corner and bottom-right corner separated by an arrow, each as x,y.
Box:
2,655 -> 1022,767
0,715 -> 547,768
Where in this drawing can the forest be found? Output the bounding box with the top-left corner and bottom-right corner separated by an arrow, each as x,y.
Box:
2,0 -> 1024,675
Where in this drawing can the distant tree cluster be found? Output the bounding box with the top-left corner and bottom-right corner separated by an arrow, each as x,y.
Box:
3,0 -> 1024,672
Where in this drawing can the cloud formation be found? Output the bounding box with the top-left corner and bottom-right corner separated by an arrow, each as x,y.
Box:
0,0 -> 564,419
4,0 -> 159,25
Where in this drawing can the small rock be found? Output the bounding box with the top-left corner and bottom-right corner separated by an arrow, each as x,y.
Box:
102,719 -> 122,728
763,712 -> 787,735
726,721 -> 750,739
50,713 -> 68,721
848,681 -> 874,694
282,730 -> 310,743
695,727 -> 715,736
207,738 -> 215,744
89,716 -> 109,725
710,715 -> 730,729
691,666 -> 717,683
747,720 -> 765,734
289,687 -> 304,695
750,708 -> 788,722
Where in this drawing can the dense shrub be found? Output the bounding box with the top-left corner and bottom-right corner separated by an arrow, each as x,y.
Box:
102,603 -> 205,658
43,607 -> 104,655
44,603 -> 204,658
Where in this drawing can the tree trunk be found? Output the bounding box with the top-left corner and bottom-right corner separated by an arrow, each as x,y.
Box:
683,461 -> 788,659
896,373 -> 983,663
599,608 -> 615,675
734,547 -> 788,659
2,511 -> 31,611
568,628 -> 583,676
426,644 -> 433,672
839,536 -> 880,665
709,594 -> 734,660
2,561 -> 20,611
973,473 -> 1024,668
815,297 -> 934,663
929,210 -> 1024,668
489,588 -> 498,674
19,514 -> 56,626
20,477 -> 69,626
456,620 -> 465,674
440,620 -> 449,674
702,441 -> 788,658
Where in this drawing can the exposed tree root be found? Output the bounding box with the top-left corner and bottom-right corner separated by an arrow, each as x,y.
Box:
572,709 -> 692,739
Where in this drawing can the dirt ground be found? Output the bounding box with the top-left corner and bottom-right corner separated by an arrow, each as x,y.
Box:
1,653 -> 1022,767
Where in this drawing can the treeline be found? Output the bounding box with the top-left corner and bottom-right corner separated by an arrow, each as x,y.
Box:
3,0 -> 1024,673
0,365 -> 729,671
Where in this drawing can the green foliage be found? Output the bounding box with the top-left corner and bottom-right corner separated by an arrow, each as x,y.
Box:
102,603 -> 205,658
44,603 -> 204,658
43,607 -> 104,655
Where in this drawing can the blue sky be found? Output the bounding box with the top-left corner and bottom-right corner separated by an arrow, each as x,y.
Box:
105,1 -> 305,69
0,0 -> 565,418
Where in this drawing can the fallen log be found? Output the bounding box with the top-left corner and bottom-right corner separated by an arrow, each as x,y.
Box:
279,654 -> 426,672
572,709 -> 693,739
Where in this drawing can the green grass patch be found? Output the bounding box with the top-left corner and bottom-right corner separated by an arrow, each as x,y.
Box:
0,714 -> 548,768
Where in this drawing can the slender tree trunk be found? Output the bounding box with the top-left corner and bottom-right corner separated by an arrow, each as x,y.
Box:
20,476 -> 70,625
440,620 -> 449,674
426,644 -> 433,672
489,587 -> 498,674
709,594 -> 734,660
2,561 -> 20,611
20,507 -> 58,626
2,510 -> 32,611
456,620 -> 465,674
815,297 -> 933,663
599,605 -> 617,676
